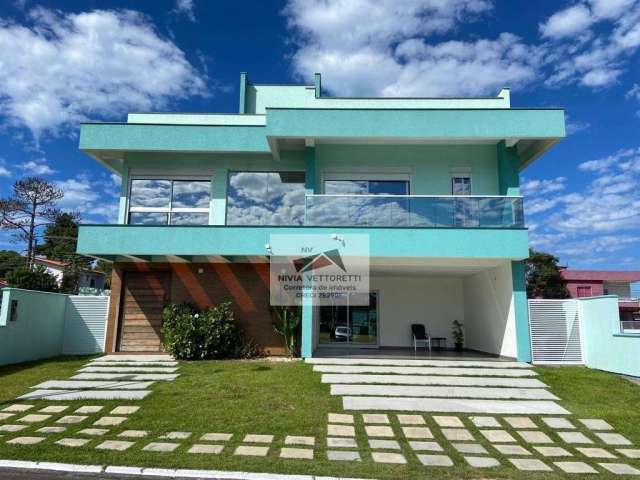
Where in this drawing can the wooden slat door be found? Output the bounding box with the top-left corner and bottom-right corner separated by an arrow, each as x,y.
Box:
117,271 -> 170,352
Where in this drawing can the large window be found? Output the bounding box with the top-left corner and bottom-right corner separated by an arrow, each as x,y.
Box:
226,171 -> 305,225
128,179 -> 210,225
324,179 -> 409,195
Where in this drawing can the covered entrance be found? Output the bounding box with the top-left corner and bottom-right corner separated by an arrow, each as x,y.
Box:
317,292 -> 379,347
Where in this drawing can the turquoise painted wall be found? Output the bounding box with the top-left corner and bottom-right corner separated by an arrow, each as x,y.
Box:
0,289 -> 108,366
581,296 -> 640,377
0,289 -> 67,365
511,260 -> 531,362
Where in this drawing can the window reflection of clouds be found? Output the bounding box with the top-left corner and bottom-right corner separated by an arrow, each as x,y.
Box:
129,212 -> 168,225
227,172 -> 305,225
172,181 -> 210,208
130,180 -> 171,208
171,212 -> 210,225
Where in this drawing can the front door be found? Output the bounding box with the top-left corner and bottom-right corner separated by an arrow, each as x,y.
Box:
318,292 -> 378,346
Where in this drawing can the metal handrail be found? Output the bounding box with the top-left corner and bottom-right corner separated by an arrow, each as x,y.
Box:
306,194 -> 523,199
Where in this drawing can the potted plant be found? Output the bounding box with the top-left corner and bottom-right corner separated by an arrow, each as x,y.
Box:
452,320 -> 464,351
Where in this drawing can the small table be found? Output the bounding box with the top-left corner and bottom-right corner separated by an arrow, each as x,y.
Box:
431,337 -> 447,350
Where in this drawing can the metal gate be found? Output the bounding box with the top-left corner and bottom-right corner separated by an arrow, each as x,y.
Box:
528,299 -> 584,364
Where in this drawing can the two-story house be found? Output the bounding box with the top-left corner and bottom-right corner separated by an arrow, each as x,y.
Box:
76,73 -> 565,360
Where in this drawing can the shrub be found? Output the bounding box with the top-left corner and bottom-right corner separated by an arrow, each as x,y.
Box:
161,302 -> 244,360
6,265 -> 59,293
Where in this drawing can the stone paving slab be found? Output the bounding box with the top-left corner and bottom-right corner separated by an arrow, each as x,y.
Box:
201,433 -> 233,442
364,426 -> 394,438
368,439 -> 401,450
71,373 -> 179,381
37,426 -> 66,434
0,413 -> 15,420
96,440 -> 133,451
328,413 -> 354,424
328,425 -> 355,437
75,406 -> 103,414
327,437 -> 358,448
504,417 -> 537,429
409,441 -> 444,452
234,445 -> 269,457
371,452 -> 406,464
557,431 -> 594,444
32,381 -> 153,390
433,416 -> 464,428
533,446 -> 572,457
577,447 -> 617,458
509,458 -> 553,471
402,426 -> 433,439
7,436 -> 45,445
280,448 -> 313,460
87,361 -> 178,367
19,389 -> 151,400
362,414 -> 389,424
441,428 -> 474,441
160,432 -> 192,440
57,415 -> 88,424
618,449 -> 640,458
397,414 -> 425,425
595,432 -> 632,445
465,456 -> 500,468
93,416 -> 127,426
542,417 -> 576,429
17,414 -> 51,423
119,430 -> 148,438
493,444 -> 532,455
38,406 -> 68,413
78,428 -> 109,436
480,429 -> 517,443
598,463 -> 640,475
580,419 -> 614,430
517,430 -> 553,444
188,444 -> 224,454
243,434 -> 274,443
143,442 -> 180,452
322,373 -> 548,388
327,450 -> 360,461
285,436 -> 314,446
417,454 -> 453,466
342,396 -> 570,414
92,355 -> 174,362
453,443 -> 488,454
307,358 -> 531,368
0,424 -> 27,432
56,438 -> 90,447
470,416 -> 501,428
554,461 -> 598,474
331,384 -> 558,400
80,366 -> 177,373
1,404 -> 33,412
315,365 -> 537,377
111,406 -> 140,415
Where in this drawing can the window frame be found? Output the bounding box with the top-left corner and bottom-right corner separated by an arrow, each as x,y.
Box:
322,173 -> 411,195
451,174 -> 472,195
127,176 -> 211,226
576,285 -> 593,298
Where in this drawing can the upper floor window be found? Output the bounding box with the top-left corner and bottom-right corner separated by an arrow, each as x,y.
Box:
226,171 -> 305,225
128,179 -> 210,225
324,180 -> 409,195
577,285 -> 592,297
452,176 -> 471,195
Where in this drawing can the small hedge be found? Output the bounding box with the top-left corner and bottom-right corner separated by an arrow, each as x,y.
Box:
161,302 -> 244,360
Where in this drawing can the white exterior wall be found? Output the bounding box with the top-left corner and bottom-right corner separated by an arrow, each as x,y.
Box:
462,261 -> 517,358
372,275 -> 465,348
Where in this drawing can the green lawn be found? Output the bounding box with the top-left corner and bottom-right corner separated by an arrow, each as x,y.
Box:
1,357 -> 639,479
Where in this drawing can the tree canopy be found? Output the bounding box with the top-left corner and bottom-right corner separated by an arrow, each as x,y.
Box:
526,248 -> 570,299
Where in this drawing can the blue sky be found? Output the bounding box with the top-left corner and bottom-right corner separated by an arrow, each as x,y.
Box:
0,0 -> 638,269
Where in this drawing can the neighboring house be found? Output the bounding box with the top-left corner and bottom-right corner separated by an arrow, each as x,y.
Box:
76,72 -> 565,357
560,268 -> 640,322
33,257 -> 106,290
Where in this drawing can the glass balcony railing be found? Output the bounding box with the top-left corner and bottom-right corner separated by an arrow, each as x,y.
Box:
304,195 -> 525,228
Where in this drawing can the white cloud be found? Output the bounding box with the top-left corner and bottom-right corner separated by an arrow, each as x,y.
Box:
521,176 -> 567,196
0,7 -> 206,137
55,176 -> 99,208
19,158 -> 56,175
174,0 -> 196,22
53,174 -> 118,223
579,148 -> 640,172
565,115 -> 591,135
539,4 -> 594,39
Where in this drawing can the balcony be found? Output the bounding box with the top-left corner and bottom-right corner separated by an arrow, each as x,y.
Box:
304,195 -> 524,228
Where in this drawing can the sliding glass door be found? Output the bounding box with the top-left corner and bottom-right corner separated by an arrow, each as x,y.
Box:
318,292 -> 378,346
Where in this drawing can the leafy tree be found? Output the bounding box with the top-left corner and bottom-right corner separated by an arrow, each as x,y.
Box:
36,212 -> 89,266
0,177 -> 63,267
526,248 -> 570,299
95,260 -> 113,288
0,250 -> 23,277
5,265 -> 59,293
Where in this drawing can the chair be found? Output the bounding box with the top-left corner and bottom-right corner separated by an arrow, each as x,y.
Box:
411,324 -> 431,355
